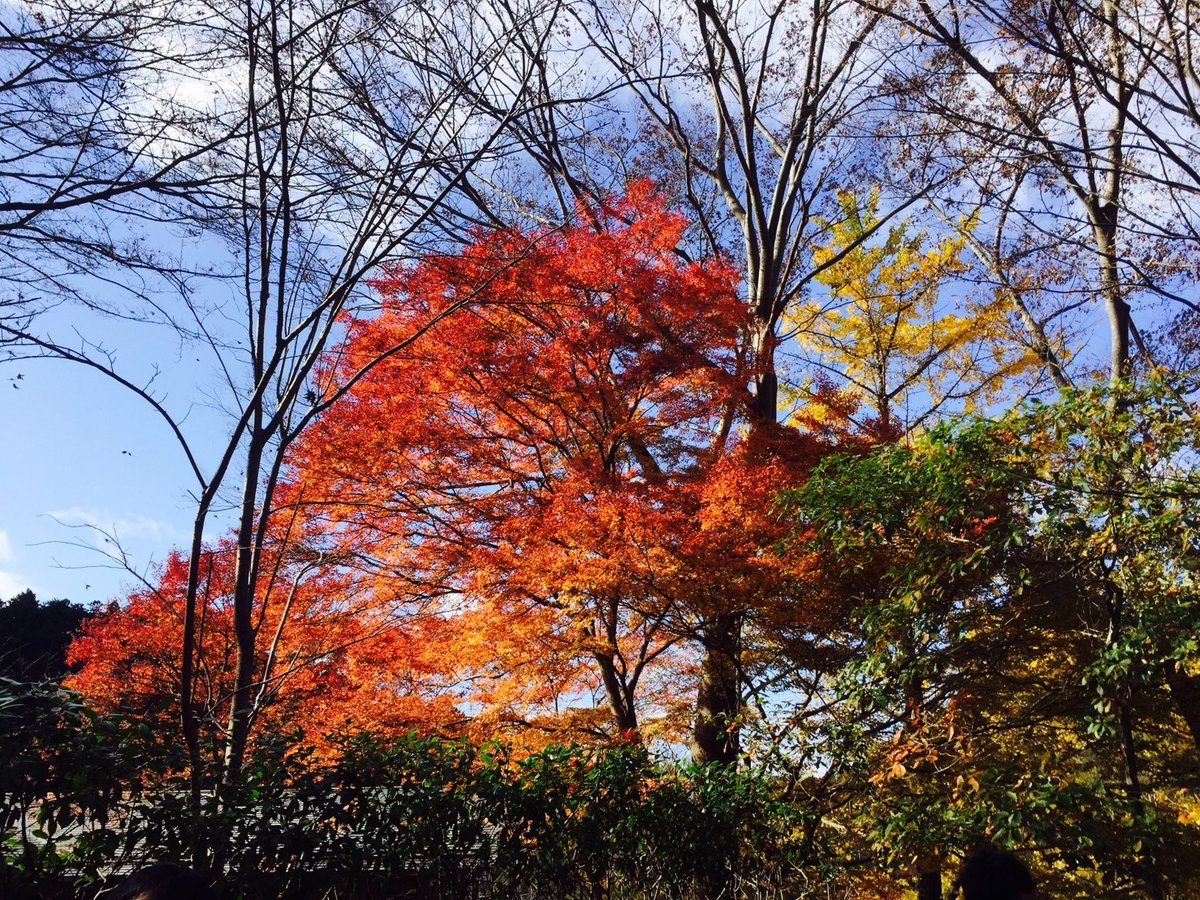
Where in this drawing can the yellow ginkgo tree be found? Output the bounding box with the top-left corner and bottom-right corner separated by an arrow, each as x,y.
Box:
788,190 -> 1039,436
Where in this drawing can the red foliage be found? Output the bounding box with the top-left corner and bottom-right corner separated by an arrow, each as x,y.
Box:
68,187 -> 855,752
66,537 -> 462,756
287,186 -> 838,745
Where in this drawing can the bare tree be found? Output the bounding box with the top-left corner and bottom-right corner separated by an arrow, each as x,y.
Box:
3,0 -> 555,861
0,0 -> 240,319
864,0 -> 1199,391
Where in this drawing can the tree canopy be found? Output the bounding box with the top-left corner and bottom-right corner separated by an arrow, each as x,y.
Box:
4,0 -> 1200,894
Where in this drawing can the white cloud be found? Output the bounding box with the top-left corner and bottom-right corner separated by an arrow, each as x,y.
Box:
45,507 -> 181,545
0,570 -> 31,599
0,530 -> 12,563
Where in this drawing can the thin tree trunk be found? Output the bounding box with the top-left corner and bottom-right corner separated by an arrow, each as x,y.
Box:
1106,578 -> 1164,900
181,501 -> 214,868
595,652 -> 638,736
222,435 -> 267,790
916,869 -> 942,900
1097,0 -> 1130,387
1118,700 -> 1165,900
906,674 -> 942,900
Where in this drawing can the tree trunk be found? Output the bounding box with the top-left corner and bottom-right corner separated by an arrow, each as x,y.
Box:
687,317 -> 776,764
222,434 -> 267,791
181,503 -> 213,869
750,321 -> 778,424
916,868 -> 942,900
906,674 -> 942,900
1106,577 -> 1164,900
595,652 -> 638,737
1093,208 -> 1129,388
1118,701 -> 1165,900
1165,662 -> 1200,756
691,613 -> 741,765
1097,0 -> 1131,388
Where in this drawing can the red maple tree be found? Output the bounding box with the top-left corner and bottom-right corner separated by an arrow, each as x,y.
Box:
68,187 -> 855,756
286,185 -> 841,749
67,533 -> 462,758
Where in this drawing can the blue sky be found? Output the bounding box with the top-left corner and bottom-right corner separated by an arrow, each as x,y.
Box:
0,337 -> 216,606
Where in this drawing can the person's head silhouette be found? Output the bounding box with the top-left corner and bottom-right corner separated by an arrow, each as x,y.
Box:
108,862 -> 216,900
956,845 -> 1037,900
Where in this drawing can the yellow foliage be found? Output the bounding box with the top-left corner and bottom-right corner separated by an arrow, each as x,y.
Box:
788,189 -> 1037,432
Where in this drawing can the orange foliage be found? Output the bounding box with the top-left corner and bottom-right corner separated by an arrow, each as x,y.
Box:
66,538 -> 462,756
67,188 -> 853,752
287,186 -> 839,745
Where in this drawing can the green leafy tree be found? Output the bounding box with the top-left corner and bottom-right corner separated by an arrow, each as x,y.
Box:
0,592 -> 92,683
784,378 -> 1200,898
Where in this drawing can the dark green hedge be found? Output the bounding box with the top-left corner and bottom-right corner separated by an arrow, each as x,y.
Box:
1,680 -> 817,899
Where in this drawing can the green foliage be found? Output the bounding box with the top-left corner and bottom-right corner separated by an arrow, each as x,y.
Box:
0,592 -> 93,682
0,679 -> 168,898
0,681 -> 820,899
780,377 -> 1200,897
